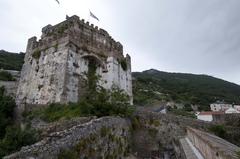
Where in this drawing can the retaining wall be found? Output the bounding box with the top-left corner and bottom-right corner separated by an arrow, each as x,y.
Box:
4,117 -> 131,159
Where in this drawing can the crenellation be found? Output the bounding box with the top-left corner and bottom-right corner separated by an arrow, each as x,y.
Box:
16,15 -> 133,113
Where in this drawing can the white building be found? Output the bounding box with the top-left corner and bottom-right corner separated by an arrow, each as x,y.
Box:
210,101 -> 232,112
196,112 -> 224,122
225,107 -> 240,114
234,105 -> 240,111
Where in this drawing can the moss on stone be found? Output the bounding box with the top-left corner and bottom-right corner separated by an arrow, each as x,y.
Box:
131,116 -> 141,130
32,49 -> 41,59
148,128 -> 158,138
149,119 -> 161,127
58,149 -> 78,159
236,151 -> 240,158
53,43 -> 58,51
100,126 -> 111,137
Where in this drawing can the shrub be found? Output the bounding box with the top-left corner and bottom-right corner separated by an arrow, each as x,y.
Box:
0,71 -> 15,81
26,88 -> 135,122
209,125 -> 226,138
0,125 -> 38,158
0,86 -> 15,139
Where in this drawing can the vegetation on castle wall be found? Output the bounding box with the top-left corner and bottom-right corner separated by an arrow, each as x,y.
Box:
0,71 -> 15,81
131,116 -> 141,130
57,24 -> 68,35
25,88 -> 135,122
25,56 -> 134,122
58,126 -> 128,159
32,49 -> 41,59
86,58 -> 98,95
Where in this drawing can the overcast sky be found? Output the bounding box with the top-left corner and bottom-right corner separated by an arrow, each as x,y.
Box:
0,0 -> 239,84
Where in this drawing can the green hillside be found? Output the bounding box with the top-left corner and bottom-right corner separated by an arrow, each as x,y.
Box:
0,50 -> 240,111
133,69 -> 240,110
0,50 -> 25,71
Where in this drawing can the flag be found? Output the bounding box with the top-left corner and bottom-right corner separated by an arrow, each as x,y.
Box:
55,0 -> 60,4
90,11 -> 99,21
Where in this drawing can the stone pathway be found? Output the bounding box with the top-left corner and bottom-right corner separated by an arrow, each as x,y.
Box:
180,137 -> 204,159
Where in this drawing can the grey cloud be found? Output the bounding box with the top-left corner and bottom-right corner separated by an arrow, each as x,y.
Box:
0,0 -> 239,84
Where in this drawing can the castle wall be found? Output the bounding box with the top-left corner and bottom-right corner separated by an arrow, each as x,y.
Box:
16,15 -> 133,109
187,127 -> 239,159
4,117 -> 131,159
16,40 -> 69,108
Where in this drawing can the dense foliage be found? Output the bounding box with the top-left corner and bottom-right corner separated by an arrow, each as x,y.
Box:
0,87 -> 38,158
0,50 -> 25,71
0,125 -> 38,158
208,125 -> 226,139
133,69 -> 240,110
25,88 -> 135,122
0,87 -> 15,139
0,71 -> 15,81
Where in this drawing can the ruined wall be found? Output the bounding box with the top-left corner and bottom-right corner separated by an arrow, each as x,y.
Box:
0,70 -> 20,97
213,114 -> 240,126
187,127 -> 240,159
131,111 -> 187,158
4,117 -> 131,159
16,15 -> 133,113
0,81 -> 18,97
132,111 -> 240,158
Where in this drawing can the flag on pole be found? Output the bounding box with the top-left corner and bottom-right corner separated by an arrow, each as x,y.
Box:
90,11 -> 99,21
55,0 -> 60,4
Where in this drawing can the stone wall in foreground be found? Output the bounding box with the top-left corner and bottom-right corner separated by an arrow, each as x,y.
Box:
187,127 -> 240,159
4,117 -> 131,159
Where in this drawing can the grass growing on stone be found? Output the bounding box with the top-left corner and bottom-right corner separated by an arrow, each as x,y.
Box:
26,103 -> 82,122
149,118 -> 160,127
236,151 -> 240,159
32,49 -> 41,59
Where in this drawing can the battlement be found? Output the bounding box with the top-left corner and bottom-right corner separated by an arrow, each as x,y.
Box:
27,15 -> 123,59
16,15 -> 132,109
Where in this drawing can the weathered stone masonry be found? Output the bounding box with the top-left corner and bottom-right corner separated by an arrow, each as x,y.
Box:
16,15 -> 133,113
4,117 -> 131,159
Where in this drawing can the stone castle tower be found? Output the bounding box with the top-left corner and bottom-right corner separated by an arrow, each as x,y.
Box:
16,15 -> 132,111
